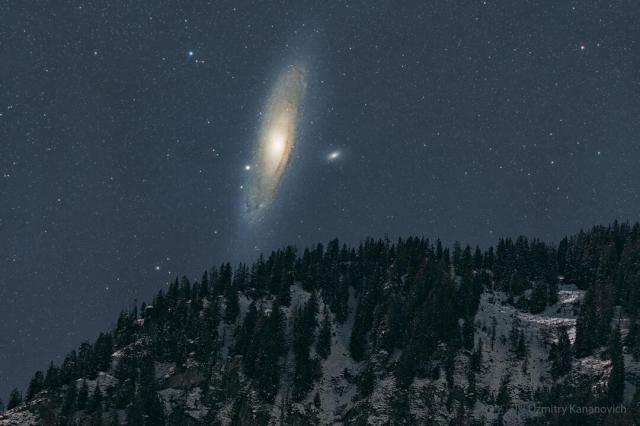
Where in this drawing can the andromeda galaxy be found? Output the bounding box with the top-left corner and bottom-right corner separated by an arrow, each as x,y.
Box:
244,64 -> 307,221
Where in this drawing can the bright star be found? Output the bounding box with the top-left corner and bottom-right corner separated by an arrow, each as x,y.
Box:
188,50 -> 194,57
245,164 -> 251,171
328,150 -> 341,161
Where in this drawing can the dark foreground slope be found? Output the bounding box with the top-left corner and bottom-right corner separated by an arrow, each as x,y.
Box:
2,222 -> 640,425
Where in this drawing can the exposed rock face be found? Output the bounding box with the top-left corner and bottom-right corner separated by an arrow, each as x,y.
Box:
163,367 -> 206,390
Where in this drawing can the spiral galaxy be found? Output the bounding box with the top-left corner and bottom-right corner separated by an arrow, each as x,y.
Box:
244,64 -> 307,222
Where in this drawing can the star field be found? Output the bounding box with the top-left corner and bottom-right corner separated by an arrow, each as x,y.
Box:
1,0 -> 639,399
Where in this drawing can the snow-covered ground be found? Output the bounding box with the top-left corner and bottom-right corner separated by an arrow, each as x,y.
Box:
0,402 -> 40,426
471,286 -> 585,424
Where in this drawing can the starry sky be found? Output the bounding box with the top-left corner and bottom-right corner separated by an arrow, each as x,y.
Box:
1,0 -> 639,398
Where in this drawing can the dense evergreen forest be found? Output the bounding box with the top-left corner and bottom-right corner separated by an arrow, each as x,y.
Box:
2,222 -> 640,425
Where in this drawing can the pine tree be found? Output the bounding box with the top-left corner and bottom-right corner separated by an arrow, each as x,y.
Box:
521,353 -> 529,374
548,277 -> 559,305
276,264 -> 293,307
390,389 -> 414,424
357,367 -> 375,397
625,317 -> 640,359
575,247 -> 617,353
349,275 -> 379,362
88,385 -> 103,413
60,383 -> 77,417
490,317 -> 497,349
608,326 -> 625,404
316,309 -> 332,359
529,280 -> 548,313
549,326 -> 572,378
349,312 -> 367,361
509,318 -> 521,350
92,410 -> 104,426
224,288 -> 239,324
496,374 -> 511,408
394,346 -> 417,388
26,370 -> 44,400
255,303 -> 285,402
462,317 -> 475,351
473,246 -> 483,269
235,303 -> 258,362
574,285 -> 599,357
114,367 -> 136,408
200,270 -> 210,298
515,331 -> 527,359
109,410 -> 120,425
126,396 -> 145,426
94,333 -> 114,372
292,295 -> 321,401
471,339 -> 483,372
139,356 -> 165,425
6,389 -> 22,410
77,379 -> 89,410
196,298 -> 220,362
466,365 -> 477,407
445,350 -> 455,389
43,362 -> 60,390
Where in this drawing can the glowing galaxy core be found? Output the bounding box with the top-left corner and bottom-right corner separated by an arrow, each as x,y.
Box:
244,64 -> 307,221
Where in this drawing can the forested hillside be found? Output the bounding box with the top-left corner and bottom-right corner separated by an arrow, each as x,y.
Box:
2,222 -> 640,425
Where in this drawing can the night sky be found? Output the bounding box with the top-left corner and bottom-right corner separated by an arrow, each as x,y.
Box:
2,0 -> 639,398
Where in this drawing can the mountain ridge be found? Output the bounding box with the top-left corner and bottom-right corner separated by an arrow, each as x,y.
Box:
2,222 -> 640,425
